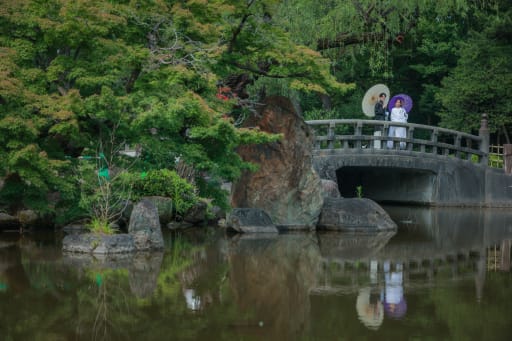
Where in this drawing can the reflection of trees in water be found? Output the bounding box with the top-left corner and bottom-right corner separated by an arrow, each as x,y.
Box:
0,242 -> 85,340
60,251 -> 163,340
92,275 -> 112,341
75,269 -> 132,341
155,233 -> 204,310
424,270 -> 512,341
3,222 -> 512,340
0,243 -> 30,293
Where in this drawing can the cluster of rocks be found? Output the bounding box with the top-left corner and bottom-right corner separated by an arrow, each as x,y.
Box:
62,194 -> 217,254
226,96 -> 397,234
62,199 -> 164,254
226,195 -> 397,233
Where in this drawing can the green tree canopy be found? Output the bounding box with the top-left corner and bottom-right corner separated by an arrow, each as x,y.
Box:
0,0 -> 349,215
437,1 -> 512,137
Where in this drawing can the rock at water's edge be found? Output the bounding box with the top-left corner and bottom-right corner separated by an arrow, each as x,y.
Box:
226,208 -> 279,233
317,197 -> 397,231
62,233 -> 135,254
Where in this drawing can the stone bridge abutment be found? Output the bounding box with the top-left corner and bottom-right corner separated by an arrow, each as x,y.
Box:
313,150 -> 486,206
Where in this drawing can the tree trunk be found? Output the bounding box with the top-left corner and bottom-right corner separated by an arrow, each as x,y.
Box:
320,93 -> 332,110
502,124 -> 511,144
291,97 -> 303,117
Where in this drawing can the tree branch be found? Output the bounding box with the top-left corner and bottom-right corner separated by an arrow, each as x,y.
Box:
232,61 -> 308,79
317,31 -> 385,50
227,0 -> 256,53
125,67 -> 141,93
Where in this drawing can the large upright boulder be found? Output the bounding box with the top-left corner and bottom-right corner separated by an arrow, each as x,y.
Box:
231,96 -> 323,230
142,196 -> 174,225
128,199 -> 164,250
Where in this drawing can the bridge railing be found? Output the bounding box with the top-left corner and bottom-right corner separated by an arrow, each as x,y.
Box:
305,119 -> 488,165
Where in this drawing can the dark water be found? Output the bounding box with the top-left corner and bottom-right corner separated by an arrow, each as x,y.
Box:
1,207 -> 512,340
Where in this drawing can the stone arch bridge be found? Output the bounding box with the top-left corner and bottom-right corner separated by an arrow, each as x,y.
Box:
306,117 -> 512,207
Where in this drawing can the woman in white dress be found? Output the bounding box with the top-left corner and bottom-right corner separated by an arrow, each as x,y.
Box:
387,98 -> 408,149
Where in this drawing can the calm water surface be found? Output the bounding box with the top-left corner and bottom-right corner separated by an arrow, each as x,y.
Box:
1,206 -> 512,340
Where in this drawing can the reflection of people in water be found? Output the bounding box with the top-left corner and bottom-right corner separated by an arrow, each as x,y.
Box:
356,287 -> 384,330
184,288 -> 201,311
382,261 -> 407,319
356,259 -> 384,330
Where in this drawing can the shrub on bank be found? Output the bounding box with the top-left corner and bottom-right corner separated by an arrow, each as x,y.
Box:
124,169 -> 199,217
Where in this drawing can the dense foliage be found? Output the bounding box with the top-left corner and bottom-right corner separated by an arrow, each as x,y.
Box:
275,0 -> 511,137
0,0 -> 348,222
0,0 -> 510,224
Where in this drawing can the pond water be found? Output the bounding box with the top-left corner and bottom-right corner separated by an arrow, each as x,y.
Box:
1,206 -> 512,340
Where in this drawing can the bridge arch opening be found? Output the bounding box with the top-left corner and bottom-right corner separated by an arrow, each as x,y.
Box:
336,166 -> 437,205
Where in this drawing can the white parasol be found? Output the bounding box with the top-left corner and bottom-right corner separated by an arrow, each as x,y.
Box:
362,84 -> 390,117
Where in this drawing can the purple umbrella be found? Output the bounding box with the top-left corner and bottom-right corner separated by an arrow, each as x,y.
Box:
388,94 -> 413,113
384,297 -> 407,319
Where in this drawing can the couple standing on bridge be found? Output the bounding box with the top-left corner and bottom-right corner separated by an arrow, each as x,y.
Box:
374,93 -> 409,149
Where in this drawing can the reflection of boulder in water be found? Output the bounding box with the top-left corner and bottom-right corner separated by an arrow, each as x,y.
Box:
227,233 -> 321,339
62,251 -> 163,298
62,252 -> 134,270
128,252 -> 164,298
318,231 -> 396,260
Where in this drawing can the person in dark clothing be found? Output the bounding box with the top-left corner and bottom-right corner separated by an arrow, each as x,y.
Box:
372,92 -> 388,149
374,93 -> 388,120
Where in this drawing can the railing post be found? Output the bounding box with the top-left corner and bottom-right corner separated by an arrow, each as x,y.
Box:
355,121 -> 363,149
407,126 -> 414,151
479,113 -> 490,165
466,137 -> 476,161
504,144 -> 512,175
431,128 -> 438,154
455,134 -> 461,159
328,121 -> 335,149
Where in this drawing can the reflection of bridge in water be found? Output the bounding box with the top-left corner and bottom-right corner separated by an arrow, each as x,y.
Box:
306,118 -> 512,207
313,248 -> 487,295
312,206 -> 512,299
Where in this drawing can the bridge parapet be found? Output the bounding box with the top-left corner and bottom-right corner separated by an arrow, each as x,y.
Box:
306,119 -> 487,165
